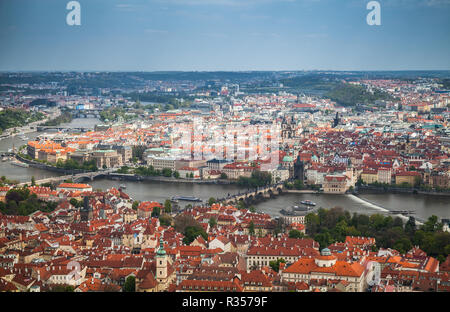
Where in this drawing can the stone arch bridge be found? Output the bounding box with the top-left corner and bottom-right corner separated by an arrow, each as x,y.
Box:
17,169 -> 114,187
217,183 -> 285,205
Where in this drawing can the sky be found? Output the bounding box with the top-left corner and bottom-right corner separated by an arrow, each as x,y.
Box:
0,0 -> 449,71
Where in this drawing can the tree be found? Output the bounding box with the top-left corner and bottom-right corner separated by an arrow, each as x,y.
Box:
332,219 -> 348,242
70,198 -> 81,208
183,226 -> 207,245
151,206 -> 160,218
174,214 -> 200,233
31,176 -> 36,186
132,201 -> 140,210
220,173 -> 228,179
289,229 -> 305,239
164,199 -> 172,214
393,217 -> 404,228
369,214 -> 386,231
6,187 -> 30,204
132,145 -> 147,161
294,179 -> 304,190
209,217 -> 217,228
323,207 -> 345,229
117,166 -> 130,174
314,231 -> 332,250
162,168 -> 173,177
248,221 -> 255,235
237,200 -> 246,210
237,170 -> 272,188
356,177 -> 364,187
208,197 -> 216,206
123,275 -> 135,292
269,258 -> 286,273
305,213 -> 320,235
393,238 -> 412,254
159,214 -> 172,227
423,215 -> 442,233
173,171 -> 180,179
405,216 -> 416,235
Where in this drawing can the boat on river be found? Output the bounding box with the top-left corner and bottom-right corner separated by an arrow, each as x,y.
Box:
172,196 -> 202,202
280,208 -> 305,216
292,205 -> 314,212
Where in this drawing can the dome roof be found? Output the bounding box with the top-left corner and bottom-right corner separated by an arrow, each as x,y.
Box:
156,237 -> 166,257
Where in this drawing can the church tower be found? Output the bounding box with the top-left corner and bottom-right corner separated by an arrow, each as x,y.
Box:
333,112 -> 340,128
294,154 -> 304,182
156,237 -> 168,284
80,196 -> 93,222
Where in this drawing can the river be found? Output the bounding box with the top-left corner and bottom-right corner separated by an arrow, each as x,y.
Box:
0,118 -> 100,182
0,118 -> 448,222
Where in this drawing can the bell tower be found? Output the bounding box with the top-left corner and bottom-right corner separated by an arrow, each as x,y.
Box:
156,237 -> 168,283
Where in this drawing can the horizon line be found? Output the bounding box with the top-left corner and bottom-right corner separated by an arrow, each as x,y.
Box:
1,69 -> 450,73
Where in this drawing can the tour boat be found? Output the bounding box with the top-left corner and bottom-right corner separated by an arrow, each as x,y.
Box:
172,196 -> 202,202
300,200 -> 316,206
292,205 -> 312,212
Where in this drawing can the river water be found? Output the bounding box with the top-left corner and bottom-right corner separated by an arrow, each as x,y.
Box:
0,118 -> 448,222
0,118 -> 100,182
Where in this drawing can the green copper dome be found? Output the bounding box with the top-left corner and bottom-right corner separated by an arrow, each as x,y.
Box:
156,237 -> 166,257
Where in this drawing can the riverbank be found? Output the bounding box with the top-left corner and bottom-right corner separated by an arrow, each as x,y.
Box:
107,173 -> 235,185
15,154 -> 90,175
285,189 -> 319,194
0,109 -> 60,141
357,185 -> 450,197
0,127 -> 37,140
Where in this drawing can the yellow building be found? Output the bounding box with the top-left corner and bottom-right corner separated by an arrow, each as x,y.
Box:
361,169 -> 378,184
395,171 -> 422,186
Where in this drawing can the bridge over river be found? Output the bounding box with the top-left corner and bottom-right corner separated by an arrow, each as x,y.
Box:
17,168 -> 116,187
216,183 -> 285,205
36,126 -> 93,132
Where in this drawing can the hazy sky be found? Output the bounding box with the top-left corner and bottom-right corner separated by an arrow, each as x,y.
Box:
0,0 -> 449,71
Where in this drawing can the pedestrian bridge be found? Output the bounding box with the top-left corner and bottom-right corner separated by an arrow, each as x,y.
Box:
17,169 -> 115,187
216,183 -> 285,205
36,126 -> 92,132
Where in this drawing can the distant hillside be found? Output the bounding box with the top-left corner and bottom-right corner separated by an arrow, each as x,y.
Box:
29,98 -> 57,107
0,109 -> 45,133
325,83 -> 396,107
279,74 -> 339,91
